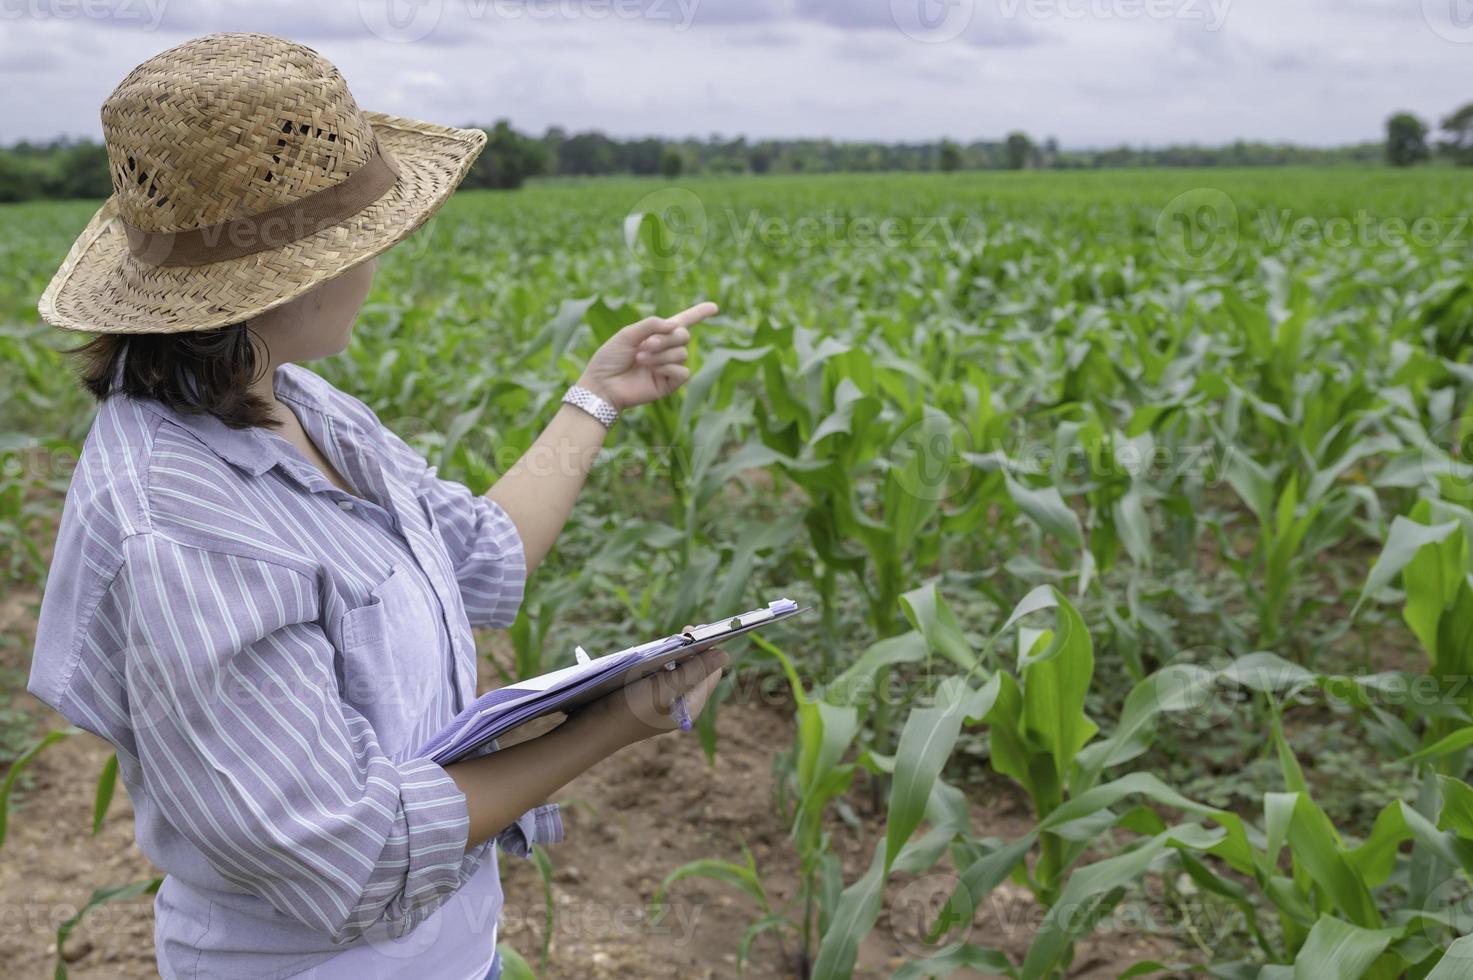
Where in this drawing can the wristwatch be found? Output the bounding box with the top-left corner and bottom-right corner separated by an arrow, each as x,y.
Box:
562,383 -> 620,430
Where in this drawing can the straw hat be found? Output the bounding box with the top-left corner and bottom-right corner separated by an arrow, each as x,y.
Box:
38,32 -> 487,334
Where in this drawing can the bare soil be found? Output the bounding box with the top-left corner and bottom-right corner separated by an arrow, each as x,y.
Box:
1,590 -> 1191,979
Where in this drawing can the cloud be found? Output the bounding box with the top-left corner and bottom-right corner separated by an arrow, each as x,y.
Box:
0,0 -> 1465,147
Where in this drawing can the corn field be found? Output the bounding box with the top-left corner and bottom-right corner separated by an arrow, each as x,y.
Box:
5,167 -> 1473,978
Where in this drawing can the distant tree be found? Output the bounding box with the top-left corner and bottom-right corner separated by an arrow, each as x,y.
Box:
938,140 -> 961,172
556,131 -> 618,175
1386,112 -> 1430,167
468,120 -> 549,189
623,138 -> 665,176
0,125 -> 1442,203
1041,136 -> 1059,167
1441,103 -> 1473,166
0,151 -> 44,202
1005,131 -> 1032,170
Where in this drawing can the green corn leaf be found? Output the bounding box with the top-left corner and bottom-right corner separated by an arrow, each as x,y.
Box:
885,429 -> 944,548
894,779 -> 972,875
1344,803 -> 1409,888
1074,663 -> 1217,787
1222,449 -> 1277,523
53,877 -> 161,980
1356,516 -> 1461,615
1040,772 -> 1256,873
1,726 -> 79,850
650,854 -> 771,924
900,583 -> 976,673
678,345 -> 773,429
495,944 -> 538,980
92,753 -> 117,836
1265,792 -> 1298,862
514,295 -> 598,368
810,843 -> 888,980
996,585 -> 1060,640
1407,728 -> 1473,764
890,943 -> 1017,979
1004,473 -> 1083,551
823,631 -> 928,707
808,377 -> 881,446
1118,962 -> 1203,979
984,671 -> 1033,800
737,914 -> 795,972
886,678 -> 972,868
1290,916 -> 1399,980
1019,596 -> 1099,789
1022,825 -> 1227,979
1113,485 -> 1154,568
1220,652 -> 1316,696
1426,934 -> 1473,979
1272,708 -> 1308,793
1284,794 -> 1381,929
1435,776 -> 1473,838
929,834 -> 1038,942
531,843 -> 555,970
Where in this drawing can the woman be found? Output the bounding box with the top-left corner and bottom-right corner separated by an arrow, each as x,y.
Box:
27,32 -> 726,980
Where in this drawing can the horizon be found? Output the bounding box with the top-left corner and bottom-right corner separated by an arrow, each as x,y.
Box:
0,123 -> 1405,153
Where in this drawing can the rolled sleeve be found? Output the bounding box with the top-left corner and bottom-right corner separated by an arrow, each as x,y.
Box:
495,804 -> 565,859
116,532 -> 475,944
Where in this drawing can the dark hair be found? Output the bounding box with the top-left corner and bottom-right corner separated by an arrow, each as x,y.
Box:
68,321 -> 281,430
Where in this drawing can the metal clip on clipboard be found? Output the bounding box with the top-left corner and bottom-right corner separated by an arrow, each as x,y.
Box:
665,601 -> 793,731
681,606 -> 777,644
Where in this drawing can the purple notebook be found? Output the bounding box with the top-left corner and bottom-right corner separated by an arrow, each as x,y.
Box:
418,598 -> 804,764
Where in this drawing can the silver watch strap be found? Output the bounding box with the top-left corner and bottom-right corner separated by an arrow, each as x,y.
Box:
562,384 -> 620,429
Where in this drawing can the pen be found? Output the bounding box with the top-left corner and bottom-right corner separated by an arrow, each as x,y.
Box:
664,661 -> 693,731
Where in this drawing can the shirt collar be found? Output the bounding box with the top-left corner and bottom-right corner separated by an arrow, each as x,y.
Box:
130,357 -> 356,479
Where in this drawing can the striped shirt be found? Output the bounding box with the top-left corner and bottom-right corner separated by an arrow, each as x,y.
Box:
28,360 -> 561,979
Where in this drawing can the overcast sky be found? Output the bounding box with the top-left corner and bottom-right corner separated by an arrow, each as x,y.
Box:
1,0 -> 1468,147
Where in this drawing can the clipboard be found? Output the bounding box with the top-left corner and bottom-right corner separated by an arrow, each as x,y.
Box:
551,601 -> 810,716
417,597 -> 807,764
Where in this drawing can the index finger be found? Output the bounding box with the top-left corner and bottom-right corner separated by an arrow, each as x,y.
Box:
666,301 -> 719,330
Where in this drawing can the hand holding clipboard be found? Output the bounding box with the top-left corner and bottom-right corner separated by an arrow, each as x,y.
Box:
418,598 -> 807,765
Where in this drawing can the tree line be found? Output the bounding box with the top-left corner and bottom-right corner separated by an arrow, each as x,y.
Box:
1,115 -> 1465,203
1385,102 -> 1473,167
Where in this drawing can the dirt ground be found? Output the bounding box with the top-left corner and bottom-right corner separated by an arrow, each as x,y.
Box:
0,586 -> 1191,979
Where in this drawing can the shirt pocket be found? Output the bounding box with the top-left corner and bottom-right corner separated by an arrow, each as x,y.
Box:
337,562 -> 444,758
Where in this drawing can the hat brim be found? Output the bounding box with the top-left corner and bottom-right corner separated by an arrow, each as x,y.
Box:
38,111 -> 486,334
